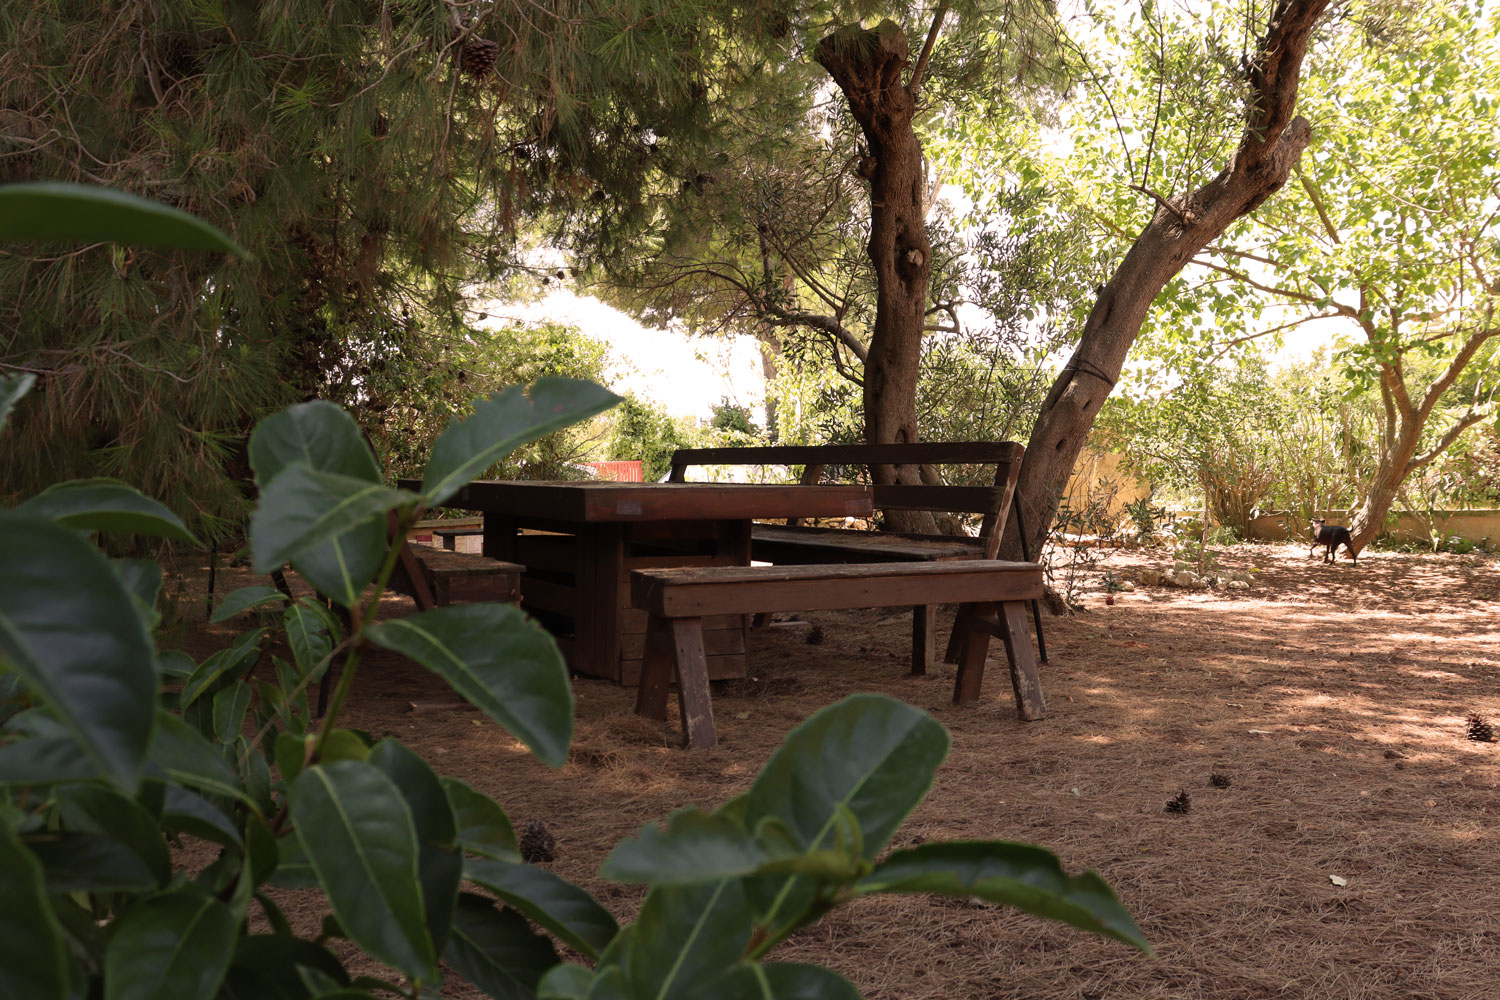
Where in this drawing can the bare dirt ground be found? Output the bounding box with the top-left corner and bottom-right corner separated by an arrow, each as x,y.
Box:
184,542 -> 1500,999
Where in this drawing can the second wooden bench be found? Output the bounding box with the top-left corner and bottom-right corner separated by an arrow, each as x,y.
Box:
631,560 -> 1044,748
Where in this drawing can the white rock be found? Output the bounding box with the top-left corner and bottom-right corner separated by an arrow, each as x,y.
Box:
1228,580 -> 1250,591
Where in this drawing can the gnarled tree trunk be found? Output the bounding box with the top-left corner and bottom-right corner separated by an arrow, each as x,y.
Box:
818,20 -> 936,532
1347,343 -> 1497,551
1007,0 -> 1332,559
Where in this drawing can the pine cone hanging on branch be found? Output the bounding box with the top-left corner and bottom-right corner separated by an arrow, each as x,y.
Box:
461,36 -> 500,79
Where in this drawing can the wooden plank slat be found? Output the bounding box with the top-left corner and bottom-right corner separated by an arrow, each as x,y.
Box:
670,442 -> 1023,469
871,484 -> 1006,514
406,479 -> 873,523
624,520 -> 740,543
622,609 -> 743,633
514,534 -> 577,574
413,549 -> 524,577
619,652 -> 747,688
621,627 -> 745,660
632,561 -> 1042,619
752,525 -> 982,563
517,577 -> 578,617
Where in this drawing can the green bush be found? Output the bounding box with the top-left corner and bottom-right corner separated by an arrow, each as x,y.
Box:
0,183 -> 1148,1000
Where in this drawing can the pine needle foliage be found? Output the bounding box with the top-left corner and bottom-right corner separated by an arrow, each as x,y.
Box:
0,0 -> 783,533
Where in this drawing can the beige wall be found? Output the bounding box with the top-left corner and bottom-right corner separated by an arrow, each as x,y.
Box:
1246,510 -> 1500,548
1062,449 -> 1152,523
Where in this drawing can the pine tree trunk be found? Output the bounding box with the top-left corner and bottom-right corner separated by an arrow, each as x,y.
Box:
1006,0 -> 1330,558
818,20 -> 935,533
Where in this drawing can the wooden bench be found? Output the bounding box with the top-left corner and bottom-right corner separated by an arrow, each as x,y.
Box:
632,560 -> 1045,748
385,514 -> 523,611
667,442 -> 1045,670
432,525 -> 484,551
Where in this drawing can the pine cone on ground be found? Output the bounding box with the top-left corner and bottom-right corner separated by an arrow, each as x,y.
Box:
520,819 -> 556,864
461,36 -> 500,79
1467,714 -> 1495,743
1208,773 -> 1232,789
1164,789 -> 1191,814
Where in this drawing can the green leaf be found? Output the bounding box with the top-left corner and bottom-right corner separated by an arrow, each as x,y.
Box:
224,935 -> 348,999
159,651 -> 195,680
0,734 -> 97,785
289,760 -> 439,985
179,628 -> 265,709
161,785 -> 244,849
274,731 -> 313,784
18,479 -> 199,544
442,777 -> 520,862
585,967 -> 630,1000
366,604 -> 573,767
462,858 -> 618,961
148,710 -> 252,807
0,512 -> 157,791
711,963 -> 863,1000
856,841 -> 1151,953
0,822 -> 70,1000
370,740 -> 461,951
270,834 -> 318,890
537,963 -> 594,1000
24,831 -> 160,893
369,740 -> 456,847
443,893 -> 560,1000
0,182 -> 247,255
250,464 -> 414,578
248,401 -> 381,487
210,586 -> 290,624
212,683 -> 253,744
113,558 -> 164,633
56,784 -> 171,886
747,695 -> 947,854
421,379 -> 622,505
247,401 -> 387,609
0,372 -> 36,431
104,889 -> 237,1000
614,881 -> 753,1000
284,601 -> 334,680
743,695 -> 948,931
602,808 -> 771,884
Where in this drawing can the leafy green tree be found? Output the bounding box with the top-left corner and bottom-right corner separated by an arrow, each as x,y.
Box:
1186,2 -> 1500,549
367,320 -> 611,483
607,395 -> 692,482
948,0 -> 1333,557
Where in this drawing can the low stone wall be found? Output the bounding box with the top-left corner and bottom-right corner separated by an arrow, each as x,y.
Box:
1244,510 -> 1500,547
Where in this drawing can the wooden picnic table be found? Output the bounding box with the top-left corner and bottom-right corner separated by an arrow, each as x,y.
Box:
407,479 -> 874,684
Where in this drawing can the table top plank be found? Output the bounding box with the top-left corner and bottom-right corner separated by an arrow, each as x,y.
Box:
407,479 -> 874,523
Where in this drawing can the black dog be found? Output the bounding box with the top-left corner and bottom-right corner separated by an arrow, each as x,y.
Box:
1309,518 -> 1357,565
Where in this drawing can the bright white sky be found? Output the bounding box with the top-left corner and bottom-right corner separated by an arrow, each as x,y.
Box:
475,286 -> 768,422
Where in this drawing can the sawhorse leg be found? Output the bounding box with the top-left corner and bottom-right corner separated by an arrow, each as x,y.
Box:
952,601 -> 1045,721
635,614 -> 718,748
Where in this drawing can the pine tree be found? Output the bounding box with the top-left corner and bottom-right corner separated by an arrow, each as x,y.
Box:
0,0 -> 754,532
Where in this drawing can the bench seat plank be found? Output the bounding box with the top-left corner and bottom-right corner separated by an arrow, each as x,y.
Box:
631,560 -> 1045,747
751,524 -> 983,563
633,560 -> 1042,618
